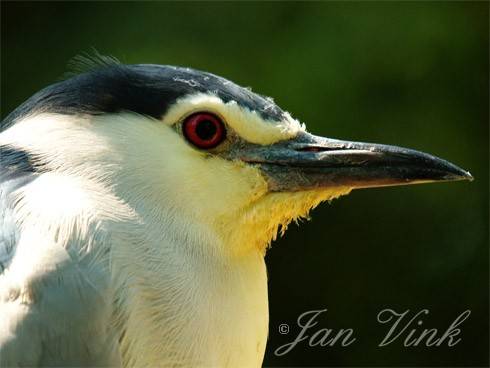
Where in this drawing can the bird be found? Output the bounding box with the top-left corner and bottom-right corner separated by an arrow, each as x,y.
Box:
0,55 -> 472,368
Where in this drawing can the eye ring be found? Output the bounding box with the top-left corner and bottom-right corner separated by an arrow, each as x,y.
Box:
182,112 -> 226,149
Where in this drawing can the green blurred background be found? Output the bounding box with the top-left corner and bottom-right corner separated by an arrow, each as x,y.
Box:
1,2 -> 488,366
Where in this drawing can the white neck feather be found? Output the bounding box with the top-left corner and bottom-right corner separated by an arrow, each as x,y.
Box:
1,112 -> 350,367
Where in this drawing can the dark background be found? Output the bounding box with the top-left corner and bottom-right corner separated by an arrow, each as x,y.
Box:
1,2 -> 488,367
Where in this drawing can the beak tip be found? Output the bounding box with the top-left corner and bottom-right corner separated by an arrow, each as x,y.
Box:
447,167 -> 473,182
463,170 -> 474,182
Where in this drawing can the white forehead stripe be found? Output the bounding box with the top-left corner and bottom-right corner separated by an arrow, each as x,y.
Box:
161,93 -> 305,145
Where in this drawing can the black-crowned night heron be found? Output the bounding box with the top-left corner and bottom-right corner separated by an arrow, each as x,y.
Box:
0,56 -> 472,367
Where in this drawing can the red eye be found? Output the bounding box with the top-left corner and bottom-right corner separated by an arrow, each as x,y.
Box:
183,113 -> 226,149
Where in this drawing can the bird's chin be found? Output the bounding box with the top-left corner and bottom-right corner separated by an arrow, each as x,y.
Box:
222,187 -> 352,255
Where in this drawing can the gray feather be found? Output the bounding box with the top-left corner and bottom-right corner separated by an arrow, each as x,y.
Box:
0,145 -> 120,366
0,146 -> 38,274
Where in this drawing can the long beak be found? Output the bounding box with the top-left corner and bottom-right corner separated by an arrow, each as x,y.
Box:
237,132 -> 473,192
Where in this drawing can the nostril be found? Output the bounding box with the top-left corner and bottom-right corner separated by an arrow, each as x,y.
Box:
295,146 -> 337,152
297,147 -> 323,152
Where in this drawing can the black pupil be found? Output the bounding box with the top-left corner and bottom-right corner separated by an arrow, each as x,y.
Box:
195,119 -> 217,140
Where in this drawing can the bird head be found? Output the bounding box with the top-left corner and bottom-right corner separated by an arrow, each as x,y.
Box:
2,58 -> 472,256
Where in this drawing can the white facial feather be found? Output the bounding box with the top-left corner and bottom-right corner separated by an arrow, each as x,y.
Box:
0,93 -> 348,367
